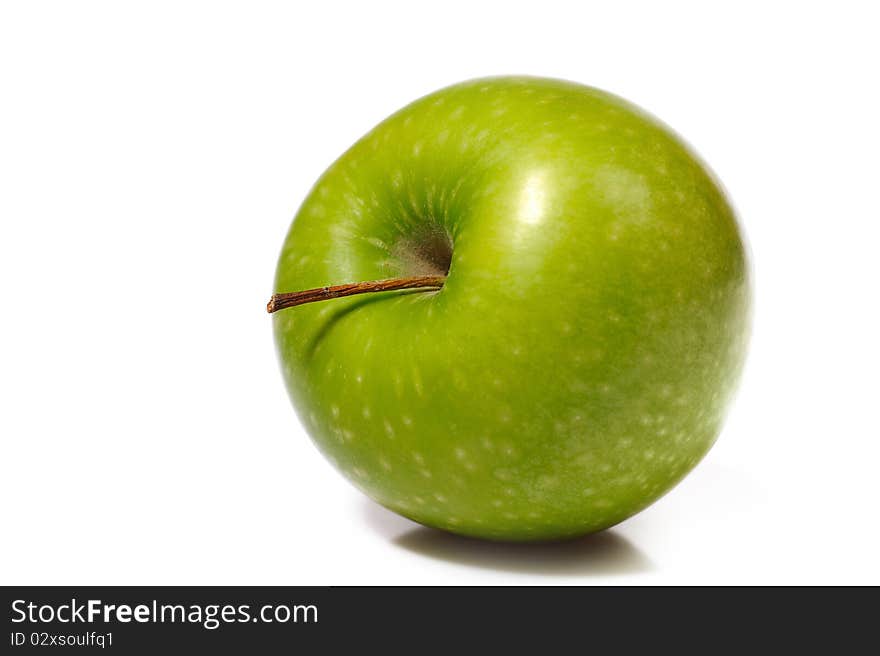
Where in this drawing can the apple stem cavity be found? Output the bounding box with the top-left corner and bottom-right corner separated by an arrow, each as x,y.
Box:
266,275 -> 446,313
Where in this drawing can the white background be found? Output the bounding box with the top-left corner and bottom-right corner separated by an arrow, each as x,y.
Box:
2,1 -> 878,585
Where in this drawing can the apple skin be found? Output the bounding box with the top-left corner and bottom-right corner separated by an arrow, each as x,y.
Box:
273,77 -> 750,541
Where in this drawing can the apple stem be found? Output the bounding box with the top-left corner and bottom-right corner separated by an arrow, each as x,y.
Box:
267,275 -> 446,313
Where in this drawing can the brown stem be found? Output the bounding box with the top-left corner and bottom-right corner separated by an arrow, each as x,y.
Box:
267,275 -> 446,313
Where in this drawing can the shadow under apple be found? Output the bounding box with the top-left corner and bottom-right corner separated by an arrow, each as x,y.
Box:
361,499 -> 654,577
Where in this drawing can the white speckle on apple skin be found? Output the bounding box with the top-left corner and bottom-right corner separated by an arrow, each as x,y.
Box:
412,369 -> 424,398
493,468 -> 513,481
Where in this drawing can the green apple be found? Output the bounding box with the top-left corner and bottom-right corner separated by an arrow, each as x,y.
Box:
271,76 -> 750,541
